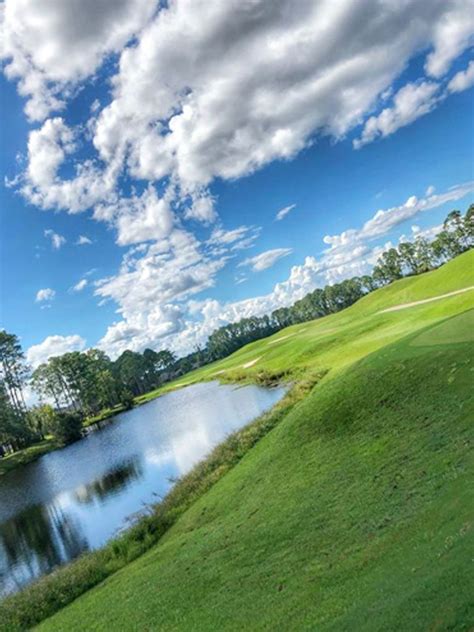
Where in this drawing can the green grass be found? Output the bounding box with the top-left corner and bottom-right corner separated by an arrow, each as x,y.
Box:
36,311 -> 474,631
3,251 -> 472,478
0,373 -> 323,630
0,438 -> 59,476
1,250 -> 473,629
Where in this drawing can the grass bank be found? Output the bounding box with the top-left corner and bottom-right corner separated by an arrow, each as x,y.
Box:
0,438 -> 60,477
37,310 -> 474,631
1,250 -> 473,630
0,371 -> 323,630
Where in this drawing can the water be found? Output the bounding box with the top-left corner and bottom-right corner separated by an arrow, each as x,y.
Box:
0,381 -> 285,597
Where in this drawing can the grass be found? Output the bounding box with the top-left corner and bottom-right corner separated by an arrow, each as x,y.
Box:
1,250 -> 473,629
0,371 -> 323,630
35,310 -> 474,631
0,438 -> 60,476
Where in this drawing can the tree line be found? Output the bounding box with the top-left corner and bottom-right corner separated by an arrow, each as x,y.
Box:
1,205 -> 472,454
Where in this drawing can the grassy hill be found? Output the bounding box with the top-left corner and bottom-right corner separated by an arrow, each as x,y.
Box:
3,251 -> 474,630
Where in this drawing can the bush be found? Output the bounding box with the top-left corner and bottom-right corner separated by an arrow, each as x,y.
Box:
47,411 -> 83,444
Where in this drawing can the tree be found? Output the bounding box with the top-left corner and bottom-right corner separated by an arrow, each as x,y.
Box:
413,237 -> 434,273
0,379 -> 25,451
372,248 -> 403,284
142,348 -> 176,386
28,404 -> 57,440
0,331 -> 29,416
0,332 -> 33,451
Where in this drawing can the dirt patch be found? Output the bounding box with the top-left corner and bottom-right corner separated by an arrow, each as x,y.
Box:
268,333 -> 295,345
242,357 -> 262,368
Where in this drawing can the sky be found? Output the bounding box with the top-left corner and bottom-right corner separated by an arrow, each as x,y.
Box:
0,0 -> 473,370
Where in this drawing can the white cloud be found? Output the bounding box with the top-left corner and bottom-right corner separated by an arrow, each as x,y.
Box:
208,224 -> 260,252
76,235 -> 92,245
320,181 -> 474,280
91,0 -> 474,192
22,117 -> 118,213
35,288 -> 56,302
354,81 -> 441,148
447,61 -> 474,93
95,228 -> 228,357
426,185 -> 436,196
71,279 -> 88,293
5,0 -> 474,240
424,2 -> 474,79
94,185 -> 175,246
44,228 -> 66,250
27,334 -> 86,369
408,223 -> 444,241
184,191 -> 217,223
275,204 -> 296,221
324,181 -> 474,249
0,0 -> 155,120
240,248 -> 293,272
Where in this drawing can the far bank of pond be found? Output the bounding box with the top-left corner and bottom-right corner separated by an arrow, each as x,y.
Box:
0,380 -> 286,597
0,381 -> 184,477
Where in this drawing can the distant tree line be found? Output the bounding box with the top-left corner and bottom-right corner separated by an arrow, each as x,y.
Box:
1,205 -> 472,455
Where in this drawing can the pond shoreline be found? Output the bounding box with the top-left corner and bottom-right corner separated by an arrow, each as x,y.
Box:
0,370 -> 323,629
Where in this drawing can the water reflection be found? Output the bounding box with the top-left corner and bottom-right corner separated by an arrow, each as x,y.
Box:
0,381 -> 285,597
73,459 -> 143,505
0,504 -> 86,595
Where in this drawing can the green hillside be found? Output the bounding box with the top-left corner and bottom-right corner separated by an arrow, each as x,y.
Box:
3,251 -> 474,630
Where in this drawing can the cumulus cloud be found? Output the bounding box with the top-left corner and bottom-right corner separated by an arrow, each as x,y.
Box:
407,223 -> 444,242
447,61 -> 474,93
76,235 -> 92,245
22,117 -> 118,213
240,248 -> 293,272
91,0 -> 474,192
424,2 -> 474,79
0,0 -> 155,120
5,0 -> 474,240
95,228 -> 228,357
27,334 -> 86,368
44,228 -> 66,250
354,81 -> 441,148
94,185 -> 175,246
275,204 -> 296,221
70,279 -> 88,293
35,288 -> 56,302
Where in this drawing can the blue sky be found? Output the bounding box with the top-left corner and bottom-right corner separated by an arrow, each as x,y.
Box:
0,0 -> 473,367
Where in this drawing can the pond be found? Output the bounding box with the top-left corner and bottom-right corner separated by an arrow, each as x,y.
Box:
0,380 -> 285,597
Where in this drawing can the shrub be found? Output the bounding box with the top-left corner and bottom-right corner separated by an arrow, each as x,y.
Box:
47,411 -> 83,444
119,390 -> 135,410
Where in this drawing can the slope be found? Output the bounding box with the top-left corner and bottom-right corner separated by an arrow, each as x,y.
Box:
38,309 -> 474,631
32,252 -> 474,631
